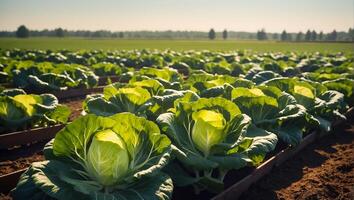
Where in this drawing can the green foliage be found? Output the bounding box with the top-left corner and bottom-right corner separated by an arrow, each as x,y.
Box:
229,86 -> 307,146
3,48 -> 352,198
6,61 -> 98,92
16,25 -> 29,38
12,113 -> 173,200
157,97 -> 277,193
264,77 -> 347,132
0,90 -> 70,133
208,29 -> 216,40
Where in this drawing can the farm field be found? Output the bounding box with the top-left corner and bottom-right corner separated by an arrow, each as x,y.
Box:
0,37 -> 353,52
0,48 -> 353,200
1,0 -> 353,199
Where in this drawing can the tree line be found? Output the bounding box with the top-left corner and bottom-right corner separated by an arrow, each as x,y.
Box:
255,29 -> 351,42
2,25 -> 354,42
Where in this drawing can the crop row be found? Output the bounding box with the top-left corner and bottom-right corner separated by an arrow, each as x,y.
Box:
0,49 -> 353,200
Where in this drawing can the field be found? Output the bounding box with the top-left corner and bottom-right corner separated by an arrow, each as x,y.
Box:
1,48 -> 353,200
0,37 -> 353,52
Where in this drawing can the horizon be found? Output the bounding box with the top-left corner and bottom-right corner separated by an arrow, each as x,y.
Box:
1,28 -> 352,34
0,0 -> 353,33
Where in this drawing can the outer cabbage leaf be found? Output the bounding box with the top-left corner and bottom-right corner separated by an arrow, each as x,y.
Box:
157,97 -> 277,193
264,77 -> 347,132
12,160 -> 173,200
84,85 -> 151,116
144,89 -> 199,120
0,93 -> 70,133
323,78 -> 353,106
139,67 -> 182,83
231,86 -> 307,146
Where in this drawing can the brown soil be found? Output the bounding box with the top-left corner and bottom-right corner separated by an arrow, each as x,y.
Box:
0,194 -> 11,200
0,153 -> 44,176
0,142 -> 46,176
242,122 -> 354,200
62,98 -> 84,121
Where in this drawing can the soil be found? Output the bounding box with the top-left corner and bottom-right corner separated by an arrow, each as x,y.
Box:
241,120 -> 354,200
0,142 -> 46,176
0,194 -> 11,200
0,153 -> 43,176
62,97 -> 84,121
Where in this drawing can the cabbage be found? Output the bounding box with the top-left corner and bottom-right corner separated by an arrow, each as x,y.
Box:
0,90 -> 70,133
12,113 -> 173,200
192,110 -> 226,156
86,129 -> 129,186
264,77 -> 347,132
157,97 -> 277,193
230,85 -> 308,146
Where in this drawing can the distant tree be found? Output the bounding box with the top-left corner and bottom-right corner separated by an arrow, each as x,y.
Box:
7,28 -> 354,40
208,28 -> 216,40
54,28 -> 65,37
248,34 -> 255,39
91,31 -> 102,37
318,31 -> 324,41
83,31 -> 91,37
40,29 -> 50,37
348,28 -> 354,41
296,32 -> 304,41
256,29 -> 267,40
311,30 -> 317,41
16,25 -> 29,38
272,33 -> 279,40
280,30 -> 288,41
222,29 -> 228,40
262,30 -> 268,40
287,33 -> 293,41
119,32 -> 124,38
305,30 -> 311,41
328,30 -> 337,41
332,30 -> 338,41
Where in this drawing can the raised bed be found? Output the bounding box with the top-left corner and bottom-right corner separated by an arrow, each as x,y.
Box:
212,132 -> 317,200
0,131 -> 319,197
0,169 -> 26,194
1,108 -> 352,198
0,124 -> 64,150
0,142 -> 47,194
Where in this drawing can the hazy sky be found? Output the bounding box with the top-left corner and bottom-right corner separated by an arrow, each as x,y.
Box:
0,0 -> 353,32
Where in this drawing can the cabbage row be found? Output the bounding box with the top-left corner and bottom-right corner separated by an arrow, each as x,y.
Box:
0,89 -> 70,134
0,61 -> 98,93
1,49 -> 353,96
6,49 -> 353,200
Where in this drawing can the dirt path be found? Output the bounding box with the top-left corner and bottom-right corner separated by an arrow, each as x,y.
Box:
242,121 -> 354,200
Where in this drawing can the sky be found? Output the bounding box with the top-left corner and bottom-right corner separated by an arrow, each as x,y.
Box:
0,0 -> 353,32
